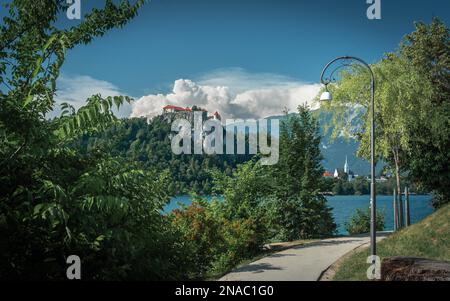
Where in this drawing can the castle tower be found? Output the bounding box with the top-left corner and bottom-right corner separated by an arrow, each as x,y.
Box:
213,111 -> 221,121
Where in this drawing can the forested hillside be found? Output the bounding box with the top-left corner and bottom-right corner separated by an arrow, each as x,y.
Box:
77,110 -> 406,196
78,116 -> 253,195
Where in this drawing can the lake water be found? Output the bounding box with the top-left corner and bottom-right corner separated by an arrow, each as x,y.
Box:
164,195 -> 434,235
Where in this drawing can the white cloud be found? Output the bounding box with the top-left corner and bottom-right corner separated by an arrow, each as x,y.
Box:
198,67 -> 301,93
49,74 -> 131,118
130,68 -> 321,119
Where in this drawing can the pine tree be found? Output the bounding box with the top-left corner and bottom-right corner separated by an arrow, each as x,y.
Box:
269,105 -> 336,239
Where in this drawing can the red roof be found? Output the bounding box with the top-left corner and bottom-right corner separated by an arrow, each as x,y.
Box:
163,105 -> 192,112
323,171 -> 333,177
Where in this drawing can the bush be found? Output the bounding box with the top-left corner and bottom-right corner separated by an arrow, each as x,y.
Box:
345,208 -> 385,235
212,216 -> 265,274
169,200 -> 225,279
168,197 -> 267,279
262,195 -> 336,242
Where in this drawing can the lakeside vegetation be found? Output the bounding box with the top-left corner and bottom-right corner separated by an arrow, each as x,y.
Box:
345,208 -> 385,235
0,1 -> 448,280
320,176 -> 429,196
167,106 -> 336,279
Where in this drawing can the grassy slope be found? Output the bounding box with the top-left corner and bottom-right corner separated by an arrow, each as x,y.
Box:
334,203 -> 450,281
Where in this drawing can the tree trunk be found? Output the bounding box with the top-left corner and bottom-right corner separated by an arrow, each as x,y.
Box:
393,189 -> 398,231
405,186 -> 410,227
393,149 -> 403,228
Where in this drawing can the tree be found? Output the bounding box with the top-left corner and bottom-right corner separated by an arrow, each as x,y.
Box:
322,18 -> 449,209
324,55 -> 435,225
84,116 -> 253,195
399,18 -> 450,208
267,105 -> 336,239
211,106 -> 336,242
353,176 -> 369,195
273,106 -> 325,198
0,0 -> 196,280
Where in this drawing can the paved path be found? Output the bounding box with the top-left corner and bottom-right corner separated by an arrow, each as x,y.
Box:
220,233 -> 390,281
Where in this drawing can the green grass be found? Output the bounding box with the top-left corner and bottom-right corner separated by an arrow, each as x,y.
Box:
333,203 -> 450,281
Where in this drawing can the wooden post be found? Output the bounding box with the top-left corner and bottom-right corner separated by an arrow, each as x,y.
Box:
405,187 -> 410,227
393,189 -> 398,231
398,185 -> 404,229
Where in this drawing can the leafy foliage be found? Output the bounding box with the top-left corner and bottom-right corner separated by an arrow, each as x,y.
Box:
322,18 -> 449,211
265,106 -> 336,240
0,1 -> 338,280
213,106 -> 336,242
167,106 -> 337,278
399,18 -> 450,208
0,0 -> 193,280
345,208 -> 385,235
169,197 -> 266,279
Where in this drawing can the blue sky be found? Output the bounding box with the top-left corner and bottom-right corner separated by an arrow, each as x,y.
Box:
51,0 -> 450,118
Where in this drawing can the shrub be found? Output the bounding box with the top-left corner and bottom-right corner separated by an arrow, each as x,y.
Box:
169,197 -> 268,279
345,208 -> 385,235
169,200 -> 225,279
262,195 -> 336,242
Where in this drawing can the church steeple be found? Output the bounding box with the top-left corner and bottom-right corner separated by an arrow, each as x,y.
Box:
344,156 -> 349,174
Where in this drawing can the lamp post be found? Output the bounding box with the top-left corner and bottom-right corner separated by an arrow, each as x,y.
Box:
319,56 -> 377,257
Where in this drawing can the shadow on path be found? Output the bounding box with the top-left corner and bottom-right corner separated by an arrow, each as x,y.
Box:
290,239 -> 363,250
232,263 -> 283,274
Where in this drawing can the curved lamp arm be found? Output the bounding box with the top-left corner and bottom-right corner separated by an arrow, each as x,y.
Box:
320,56 -> 375,88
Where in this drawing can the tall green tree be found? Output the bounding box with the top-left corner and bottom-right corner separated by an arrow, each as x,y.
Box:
324,55 -> 435,225
273,106 -> 325,199
399,18 -> 450,208
267,105 -> 336,239
324,18 -> 449,210
212,106 -> 336,242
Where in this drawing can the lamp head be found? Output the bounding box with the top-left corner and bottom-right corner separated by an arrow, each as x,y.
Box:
320,85 -> 332,101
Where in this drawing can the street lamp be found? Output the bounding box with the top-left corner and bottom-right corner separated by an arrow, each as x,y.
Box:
320,56 -> 377,257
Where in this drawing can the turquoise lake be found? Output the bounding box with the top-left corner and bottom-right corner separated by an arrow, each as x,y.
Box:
164,195 -> 434,235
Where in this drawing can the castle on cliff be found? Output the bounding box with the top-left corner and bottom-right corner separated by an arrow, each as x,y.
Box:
162,105 -> 221,123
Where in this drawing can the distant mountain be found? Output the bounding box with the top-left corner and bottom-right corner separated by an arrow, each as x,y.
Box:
267,108 -> 383,176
